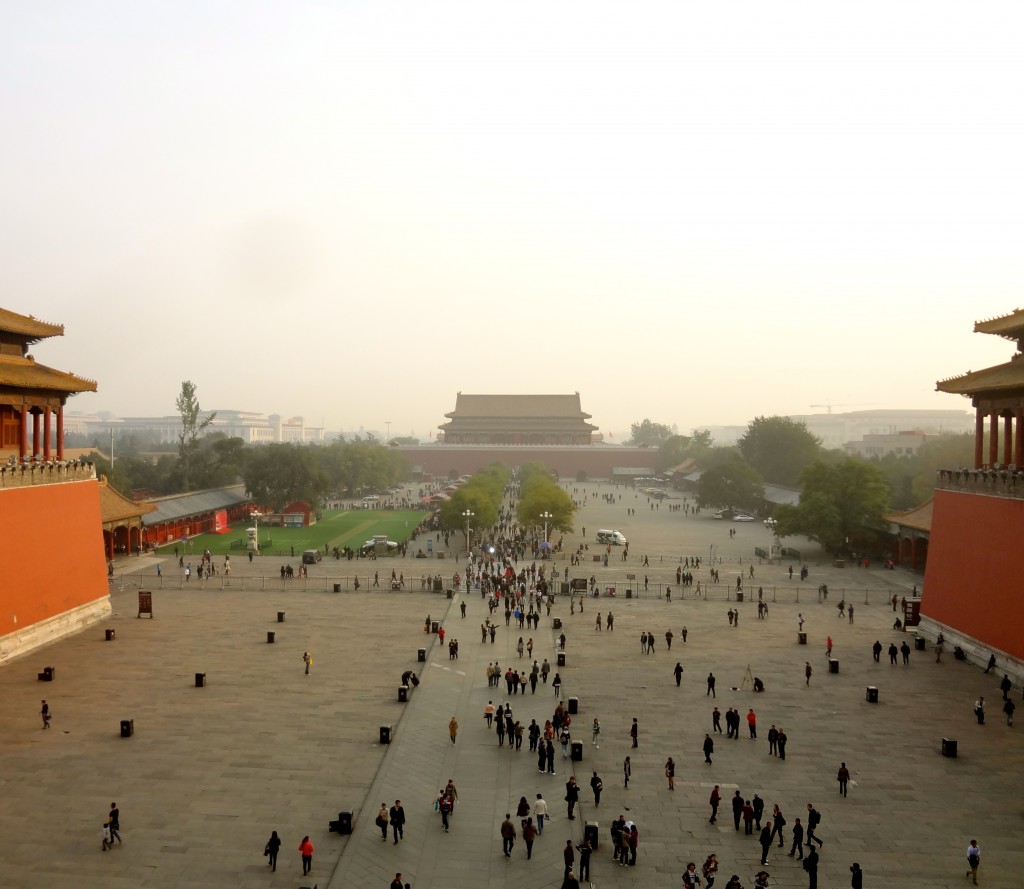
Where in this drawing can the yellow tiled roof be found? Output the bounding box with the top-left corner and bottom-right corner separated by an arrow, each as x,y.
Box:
885,498 -> 933,532
0,355 -> 97,393
99,477 -> 156,523
0,307 -> 64,340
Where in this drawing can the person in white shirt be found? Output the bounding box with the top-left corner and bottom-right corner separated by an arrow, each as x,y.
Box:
533,794 -> 548,834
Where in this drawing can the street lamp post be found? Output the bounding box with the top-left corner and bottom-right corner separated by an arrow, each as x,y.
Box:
462,509 -> 474,556
540,511 -> 553,543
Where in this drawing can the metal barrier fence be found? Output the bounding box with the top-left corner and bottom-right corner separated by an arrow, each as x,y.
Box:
110,573 -> 900,605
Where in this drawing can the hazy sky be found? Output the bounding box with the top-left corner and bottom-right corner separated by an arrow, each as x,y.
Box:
3,2 -> 1020,439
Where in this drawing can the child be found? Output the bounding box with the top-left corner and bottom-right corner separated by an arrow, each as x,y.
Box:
101,821 -> 113,851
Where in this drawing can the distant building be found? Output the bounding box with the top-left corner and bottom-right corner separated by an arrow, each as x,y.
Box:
789,409 -> 974,451
65,409 -> 325,445
844,431 -> 931,459
439,393 -> 598,445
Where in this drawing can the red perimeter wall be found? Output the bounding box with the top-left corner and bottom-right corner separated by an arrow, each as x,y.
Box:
922,489 -> 1024,661
397,446 -> 660,479
0,481 -> 109,639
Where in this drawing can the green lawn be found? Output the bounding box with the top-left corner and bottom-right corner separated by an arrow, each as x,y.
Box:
157,509 -> 428,557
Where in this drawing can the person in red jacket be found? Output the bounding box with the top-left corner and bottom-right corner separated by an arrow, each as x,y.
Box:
298,835 -> 314,875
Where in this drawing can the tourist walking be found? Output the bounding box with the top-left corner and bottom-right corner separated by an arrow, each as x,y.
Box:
298,835 -> 314,875
264,830 -> 281,870
965,839 -> 981,884
389,801 -> 405,843
376,803 -> 389,840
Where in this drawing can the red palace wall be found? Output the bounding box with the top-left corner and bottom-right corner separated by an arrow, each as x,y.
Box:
922,489 -> 1024,661
0,481 -> 109,640
397,446 -> 661,479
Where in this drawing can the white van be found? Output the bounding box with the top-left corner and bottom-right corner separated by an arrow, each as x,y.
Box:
596,529 -> 627,546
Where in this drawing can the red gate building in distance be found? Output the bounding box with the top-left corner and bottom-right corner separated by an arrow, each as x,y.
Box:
919,309 -> 1024,676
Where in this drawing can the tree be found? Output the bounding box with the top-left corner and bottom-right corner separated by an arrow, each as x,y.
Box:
659,435 -> 691,470
629,419 -> 673,447
738,416 -> 823,486
176,380 -> 216,490
516,468 -> 575,534
773,458 -> 890,555
242,443 -> 329,512
697,461 -> 765,512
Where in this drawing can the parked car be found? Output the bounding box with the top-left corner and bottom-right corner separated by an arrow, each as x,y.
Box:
733,513 -> 755,522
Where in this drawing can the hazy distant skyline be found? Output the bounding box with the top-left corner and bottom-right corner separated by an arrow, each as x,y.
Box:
3,2 -> 1020,438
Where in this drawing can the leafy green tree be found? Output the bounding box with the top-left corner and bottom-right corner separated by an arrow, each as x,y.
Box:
516,466 -> 575,534
659,435 -> 692,470
176,381 -> 216,490
738,416 -> 823,486
773,458 -> 890,555
440,487 -> 500,543
242,443 -> 329,512
910,433 -> 976,503
696,460 -> 765,512
629,419 -> 673,447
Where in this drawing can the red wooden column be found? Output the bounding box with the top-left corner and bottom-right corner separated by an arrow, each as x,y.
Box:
43,408 -> 52,460
56,406 -> 64,460
31,409 -> 41,460
989,412 -> 999,467
1004,413 -> 1014,466
1016,407 -> 1024,468
19,407 -> 28,460
975,407 -> 985,468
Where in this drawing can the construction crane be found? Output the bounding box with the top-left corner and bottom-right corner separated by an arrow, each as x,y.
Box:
809,403 -> 877,415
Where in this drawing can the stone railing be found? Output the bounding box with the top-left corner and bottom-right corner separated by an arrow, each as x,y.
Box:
0,460 -> 97,490
935,467 -> 1024,500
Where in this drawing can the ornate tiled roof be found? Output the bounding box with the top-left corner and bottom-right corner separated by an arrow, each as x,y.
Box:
885,498 -> 933,533
99,477 -> 156,524
441,393 -> 597,429
0,354 -> 97,393
974,308 -> 1024,341
0,307 -> 64,341
936,354 -> 1024,396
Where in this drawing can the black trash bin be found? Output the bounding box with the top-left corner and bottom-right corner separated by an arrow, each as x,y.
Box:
277,611 -> 285,622
398,686 -> 408,702
557,652 -> 566,667
798,632 -> 808,645
942,737 -> 958,758
584,821 -> 599,850
334,583 -> 342,592
120,719 -> 134,738
915,636 -> 926,651
418,648 -> 426,662
42,666 -> 54,681
336,811 -> 353,834
626,589 -> 633,599
866,686 -> 879,704
105,629 -> 116,641
431,621 -> 439,634
553,618 -> 562,630
446,589 -> 453,599
380,725 -> 392,744
267,631 -> 275,643
568,696 -> 579,715
828,659 -> 839,674
195,672 -> 206,687
736,591 -> 744,603
571,740 -> 583,761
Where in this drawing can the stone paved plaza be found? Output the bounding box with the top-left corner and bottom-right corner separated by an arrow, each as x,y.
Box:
1,482 -> 1021,888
